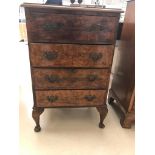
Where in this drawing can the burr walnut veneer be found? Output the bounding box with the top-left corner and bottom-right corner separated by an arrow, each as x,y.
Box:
22,3 -> 123,132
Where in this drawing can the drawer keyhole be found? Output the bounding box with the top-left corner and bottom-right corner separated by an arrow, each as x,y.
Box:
43,51 -> 58,60
84,95 -> 96,101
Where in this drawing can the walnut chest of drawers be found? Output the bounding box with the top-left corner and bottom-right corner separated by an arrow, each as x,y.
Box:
22,3 -> 123,132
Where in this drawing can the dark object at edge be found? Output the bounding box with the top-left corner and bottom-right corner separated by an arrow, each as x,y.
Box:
78,0 -> 83,4
70,0 -> 75,4
45,0 -> 62,5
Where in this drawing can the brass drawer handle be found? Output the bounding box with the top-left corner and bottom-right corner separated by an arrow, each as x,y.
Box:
43,51 -> 58,60
45,75 -> 60,83
42,23 -> 64,31
87,75 -> 97,81
84,95 -> 96,101
89,52 -> 103,62
47,96 -> 58,102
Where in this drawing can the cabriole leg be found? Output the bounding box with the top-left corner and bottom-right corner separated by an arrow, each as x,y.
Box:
32,107 -> 44,132
96,104 -> 108,128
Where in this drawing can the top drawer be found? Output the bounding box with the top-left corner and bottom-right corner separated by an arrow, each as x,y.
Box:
25,10 -> 119,44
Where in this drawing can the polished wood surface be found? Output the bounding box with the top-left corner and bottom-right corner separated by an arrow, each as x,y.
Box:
108,0 -> 135,128
32,68 -> 110,89
26,11 -> 119,44
22,3 -> 122,131
21,3 -> 123,13
30,43 -> 114,68
36,90 -> 106,107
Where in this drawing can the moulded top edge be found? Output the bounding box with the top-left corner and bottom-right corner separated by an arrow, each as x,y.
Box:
20,3 -> 124,13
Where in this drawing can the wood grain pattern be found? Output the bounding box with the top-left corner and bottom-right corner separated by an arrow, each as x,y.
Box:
30,43 -> 114,68
22,4 -> 122,131
35,90 -> 106,107
26,10 -> 119,44
32,68 -> 110,89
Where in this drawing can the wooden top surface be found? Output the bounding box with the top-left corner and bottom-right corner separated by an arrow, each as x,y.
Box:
21,3 -> 123,13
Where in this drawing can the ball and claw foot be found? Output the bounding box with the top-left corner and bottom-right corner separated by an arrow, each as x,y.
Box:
99,122 -> 105,128
34,126 -> 41,132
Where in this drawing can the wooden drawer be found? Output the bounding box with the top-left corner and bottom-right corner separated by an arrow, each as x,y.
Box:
26,10 -> 119,44
30,43 -> 114,68
32,68 -> 110,90
35,90 -> 106,107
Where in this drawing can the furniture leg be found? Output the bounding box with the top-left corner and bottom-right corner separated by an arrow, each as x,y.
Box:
96,104 -> 108,128
32,107 -> 44,132
108,97 -> 114,105
120,112 -> 135,128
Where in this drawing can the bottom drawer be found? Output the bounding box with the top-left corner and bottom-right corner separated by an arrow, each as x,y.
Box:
35,90 -> 106,107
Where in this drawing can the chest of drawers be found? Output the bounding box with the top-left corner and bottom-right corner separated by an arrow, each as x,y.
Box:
22,3 -> 122,132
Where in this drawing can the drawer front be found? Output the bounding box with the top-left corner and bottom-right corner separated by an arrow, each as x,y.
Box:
32,68 -> 110,90
35,90 -> 106,107
30,43 -> 114,68
26,11 -> 119,44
